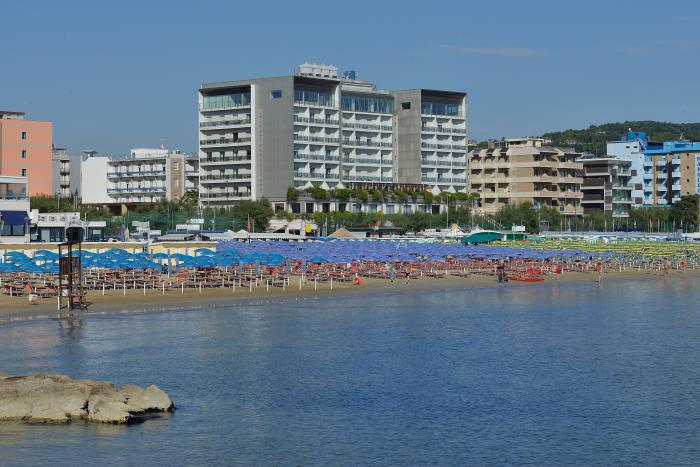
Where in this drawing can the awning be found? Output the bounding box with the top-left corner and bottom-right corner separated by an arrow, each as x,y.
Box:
0,210 -> 28,226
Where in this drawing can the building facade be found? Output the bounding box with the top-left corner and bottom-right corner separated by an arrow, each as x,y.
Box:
51,146 -> 82,198
81,148 -> 189,210
0,111 -> 53,196
469,138 -> 583,216
198,63 -> 468,210
0,175 -> 30,243
608,131 -> 700,206
579,154 -> 633,217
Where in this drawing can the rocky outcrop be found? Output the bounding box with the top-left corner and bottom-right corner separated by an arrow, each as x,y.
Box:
0,373 -> 175,424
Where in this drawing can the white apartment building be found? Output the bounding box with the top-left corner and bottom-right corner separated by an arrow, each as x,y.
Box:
198,63 -> 468,209
81,148 -> 190,211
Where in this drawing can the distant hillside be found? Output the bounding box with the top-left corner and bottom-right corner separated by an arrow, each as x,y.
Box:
541,121 -> 700,154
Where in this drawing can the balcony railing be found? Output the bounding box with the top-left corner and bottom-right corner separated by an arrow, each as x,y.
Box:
0,194 -> 28,200
293,134 -> 340,144
294,153 -> 340,162
200,174 -> 252,181
343,157 -> 391,166
293,171 -> 340,180
293,116 -> 339,126
199,192 -> 250,199
107,170 -> 165,177
200,137 -> 252,146
200,117 -> 251,128
421,176 -> 467,184
342,139 -> 392,148
200,156 -> 252,164
421,125 -> 466,135
107,186 -> 166,193
342,122 -> 392,132
421,142 -> 467,151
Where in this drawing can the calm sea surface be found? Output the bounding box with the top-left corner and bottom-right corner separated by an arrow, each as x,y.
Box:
1,278 -> 700,466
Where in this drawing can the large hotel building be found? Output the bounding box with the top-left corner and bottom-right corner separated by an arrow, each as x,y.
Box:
198,63 -> 468,210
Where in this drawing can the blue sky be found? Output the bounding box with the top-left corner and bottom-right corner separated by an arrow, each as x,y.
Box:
2,0 -> 699,153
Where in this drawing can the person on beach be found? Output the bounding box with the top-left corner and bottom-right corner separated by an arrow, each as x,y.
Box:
389,269 -> 396,283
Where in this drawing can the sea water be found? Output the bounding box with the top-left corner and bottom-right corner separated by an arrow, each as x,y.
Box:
1,278 -> 700,465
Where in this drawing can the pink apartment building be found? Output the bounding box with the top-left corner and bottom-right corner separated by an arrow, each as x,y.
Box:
0,110 -> 53,196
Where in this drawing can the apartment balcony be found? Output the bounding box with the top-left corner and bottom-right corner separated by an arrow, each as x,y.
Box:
343,175 -> 392,183
199,192 -> 251,201
452,161 -> 467,167
421,158 -> 453,167
343,157 -> 389,166
293,99 -> 337,109
293,116 -> 339,126
107,170 -> 166,179
200,137 -> 252,147
421,142 -> 467,151
294,153 -> 340,162
185,170 -> 200,177
421,125 -> 466,135
293,171 -> 340,181
199,174 -> 252,183
421,176 -> 467,184
199,117 -> 251,129
341,122 -> 392,132
107,186 -> 166,194
293,134 -> 340,145
200,156 -> 251,166
342,138 -> 392,149
199,103 -> 250,112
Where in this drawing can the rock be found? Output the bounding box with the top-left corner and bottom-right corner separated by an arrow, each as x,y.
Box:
123,384 -> 175,413
86,390 -> 130,424
0,373 -> 175,424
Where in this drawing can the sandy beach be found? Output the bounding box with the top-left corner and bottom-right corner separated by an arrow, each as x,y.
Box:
1,269 -> 696,325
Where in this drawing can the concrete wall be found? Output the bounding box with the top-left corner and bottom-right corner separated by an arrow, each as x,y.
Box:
254,76 -> 295,202
391,90 -> 422,184
80,156 -> 110,204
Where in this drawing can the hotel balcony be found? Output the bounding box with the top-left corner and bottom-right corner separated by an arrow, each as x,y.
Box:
293,134 -> 340,145
199,117 -> 251,129
199,173 -> 252,183
343,157 -> 390,167
294,153 -> 340,163
200,156 -> 251,166
342,138 -> 392,149
200,137 -> 252,147
293,171 -> 340,181
293,116 -> 339,127
341,122 -> 392,132
421,124 -> 466,135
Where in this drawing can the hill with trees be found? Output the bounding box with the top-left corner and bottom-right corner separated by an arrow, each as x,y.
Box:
541,121 -> 700,155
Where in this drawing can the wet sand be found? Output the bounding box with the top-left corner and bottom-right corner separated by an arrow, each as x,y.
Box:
1,269 -> 697,325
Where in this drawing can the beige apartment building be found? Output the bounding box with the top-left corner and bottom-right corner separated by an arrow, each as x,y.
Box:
469,137 -> 583,216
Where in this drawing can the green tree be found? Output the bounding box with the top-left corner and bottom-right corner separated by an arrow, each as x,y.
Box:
286,186 -> 299,202
670,195 -> 700,231
226,199 -> 274,232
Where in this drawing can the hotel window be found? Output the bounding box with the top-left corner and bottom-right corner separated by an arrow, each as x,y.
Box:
21,150 -> 27,159
270,90 -> 282,99
401,102 -> 411,110
21,131 -> 27,140
21,169 -> 27,176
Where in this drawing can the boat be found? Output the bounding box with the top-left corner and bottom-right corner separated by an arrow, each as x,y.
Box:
461,227 -> 504,244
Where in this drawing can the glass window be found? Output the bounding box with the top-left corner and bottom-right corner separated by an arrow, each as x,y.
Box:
401,102 -> 411,110
341,95 -> 393,114
421,100 -> 462,116
21,150 -> 27,159
21,169 -> 27,176
201,91 -> 251,110
21,131 -> 27,140
294,89 -> 334,107
270,90 -> 282,99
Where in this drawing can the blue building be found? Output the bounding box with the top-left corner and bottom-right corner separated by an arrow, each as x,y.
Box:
608,131 -> 700,206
